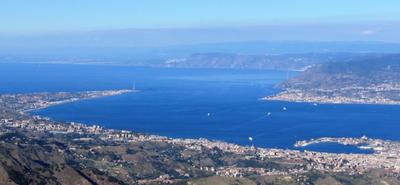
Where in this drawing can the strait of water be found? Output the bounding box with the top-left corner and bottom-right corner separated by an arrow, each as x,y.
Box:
1,63 -> 398,154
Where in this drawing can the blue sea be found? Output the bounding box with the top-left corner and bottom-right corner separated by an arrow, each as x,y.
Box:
2,63 -> 399,154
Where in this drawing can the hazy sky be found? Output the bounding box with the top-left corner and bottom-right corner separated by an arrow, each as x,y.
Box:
1,0 -> 399,46
1,0 -> 399,33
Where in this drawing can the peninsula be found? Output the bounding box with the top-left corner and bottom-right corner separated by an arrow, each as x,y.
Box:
0,89 -> 134,113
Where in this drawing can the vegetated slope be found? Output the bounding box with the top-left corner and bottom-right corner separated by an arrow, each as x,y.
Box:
1,130 -> 399,185
0,132 -> 124,185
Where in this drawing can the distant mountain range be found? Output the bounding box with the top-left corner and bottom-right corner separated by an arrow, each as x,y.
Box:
160,52 -> 388,71
2,41 -> 400,65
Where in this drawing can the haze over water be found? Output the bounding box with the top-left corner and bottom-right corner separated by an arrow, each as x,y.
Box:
1,63 -> 399,153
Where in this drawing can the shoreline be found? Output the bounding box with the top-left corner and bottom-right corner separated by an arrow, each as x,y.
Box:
263,90 -> 400,106
21,89 -> 135,114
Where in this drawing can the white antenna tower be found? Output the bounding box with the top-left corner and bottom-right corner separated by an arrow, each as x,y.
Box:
132,81 -> 136,90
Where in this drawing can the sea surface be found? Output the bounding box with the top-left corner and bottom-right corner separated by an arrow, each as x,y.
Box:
2,63 -> 399,154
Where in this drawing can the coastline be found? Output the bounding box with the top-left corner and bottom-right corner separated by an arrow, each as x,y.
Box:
263,90 -> 400,105
21,89 -> 135,114
19,89 -> 394,156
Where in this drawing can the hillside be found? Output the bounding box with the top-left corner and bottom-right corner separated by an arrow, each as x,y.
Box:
0,131 -> 398,185
267,54 -> 400,104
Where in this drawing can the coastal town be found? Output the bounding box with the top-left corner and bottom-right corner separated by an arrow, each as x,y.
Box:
0,89 -> 134,113
0,90 -> 400,184
264,83 -> 400,105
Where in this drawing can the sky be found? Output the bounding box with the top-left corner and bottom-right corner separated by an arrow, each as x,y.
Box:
0,0 -> 400,46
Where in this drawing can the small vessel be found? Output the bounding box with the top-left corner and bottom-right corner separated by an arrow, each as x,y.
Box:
207,113 -> 212,117
283,107 -> 287,111
313,103 -> 318,106
266,112 -> 272,116
359,146 -> 372,150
